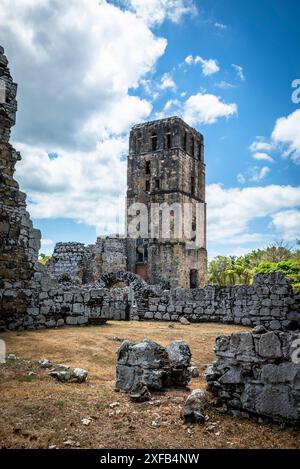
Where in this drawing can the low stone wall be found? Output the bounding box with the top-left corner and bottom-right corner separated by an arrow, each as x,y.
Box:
205,329 -> 300,424
141,273 -> 300,331
2,270 -> 299,332
1,270 -> 130,331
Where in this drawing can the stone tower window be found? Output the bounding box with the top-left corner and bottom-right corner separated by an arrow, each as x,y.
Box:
146,161 -> 151,175
191,176 -> 195,195
190,136 -> 195,157
145,180 -> 150,192
155,178 -> 160,189
190,269 -> 199,289
151,132 -> 158,151
198,141 -> 202,160
183,131 -> 187,151
166,131 -> 172,149
136,132 -> 142,153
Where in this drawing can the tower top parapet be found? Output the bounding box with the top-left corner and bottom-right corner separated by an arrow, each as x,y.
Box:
129,115 -> 204,160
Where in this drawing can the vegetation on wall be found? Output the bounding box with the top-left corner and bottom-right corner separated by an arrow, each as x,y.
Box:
38,253 -> 51,266
208,242 -> 300,293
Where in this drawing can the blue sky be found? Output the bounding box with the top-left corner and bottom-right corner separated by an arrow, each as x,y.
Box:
0,0 -> 299,259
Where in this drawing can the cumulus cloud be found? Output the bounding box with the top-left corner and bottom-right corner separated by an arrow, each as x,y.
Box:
207,184 -> 300,244
159,73 -> 176,90
271,210 -> 300,241
119,0 -> 197,26
185,55 -> 220,76
252,152 -> 274,163
1,0 -> 166,149
272,109 -> 300,164
250,166 -> 271,182
232,63 -> 245,81
183,92 -> 237,125
16,138 -> 128,234
249,137 -> 274,153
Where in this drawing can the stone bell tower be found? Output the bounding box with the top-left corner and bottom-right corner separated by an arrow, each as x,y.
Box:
126,116 -> 207,289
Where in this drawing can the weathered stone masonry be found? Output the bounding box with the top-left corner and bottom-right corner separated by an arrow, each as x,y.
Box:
140,273 -> 300,332
0,46 -> 41,321
205,329 -> 300,424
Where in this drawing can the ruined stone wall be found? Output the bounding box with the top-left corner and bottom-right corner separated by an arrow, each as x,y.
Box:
2,269 -> 129,331
46,242 -> 86,284
140,273 -> 300,331
46,236 -> 128,285
205,329 -> 300,424
0,46 -> 41,321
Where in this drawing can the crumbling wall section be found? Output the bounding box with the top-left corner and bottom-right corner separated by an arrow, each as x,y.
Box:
46,236 -> 128,285
205,329 -> 300,424
0,46 -> 41,322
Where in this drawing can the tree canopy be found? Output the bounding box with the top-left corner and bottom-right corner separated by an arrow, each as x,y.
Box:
208,242 -> 300,293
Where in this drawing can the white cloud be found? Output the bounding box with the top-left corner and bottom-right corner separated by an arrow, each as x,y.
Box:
121,0 -> 197,26
250,166 -> 271,182
1,0 -> 166,149
207,184 -> 300,244
199,58 -> 220,76
216,81 -> 236,90
214,22 -> 227,30
249,138 -> 274,153
16,138 -> 128,235
237,173 -> 246,184
232,63 -> 245,81
185,54 -> 194,65
252,152 -> 274,163
159,72 -> 176,90
183,92 -> 237,125
41,239 -> 54,247
185,55 -> 220,76
271,210 -> 300,241
163,99 -> 181,111
271,109 -> 300,164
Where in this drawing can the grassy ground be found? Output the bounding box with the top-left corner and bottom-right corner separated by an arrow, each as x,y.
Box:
0,321 -> 299,449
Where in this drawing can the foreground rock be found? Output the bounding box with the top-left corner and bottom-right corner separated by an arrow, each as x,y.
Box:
38,358 -> 53,369
49,365 -> 88,383
205,330 -> 300,424
181,389 -> 208,423
116,339 -> 192,392
129,385 -> 151,403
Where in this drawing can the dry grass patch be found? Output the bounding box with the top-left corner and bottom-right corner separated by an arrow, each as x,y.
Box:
0,321 -> 299,449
